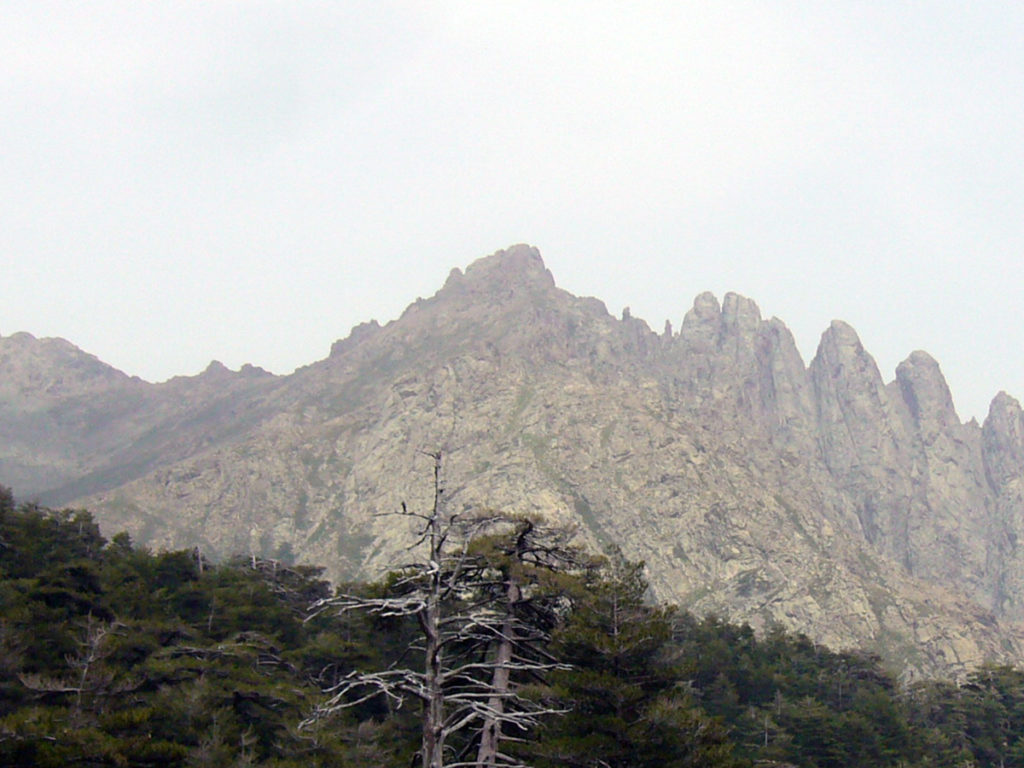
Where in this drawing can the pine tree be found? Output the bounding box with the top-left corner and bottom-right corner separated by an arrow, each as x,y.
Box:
525,553 -> 739,768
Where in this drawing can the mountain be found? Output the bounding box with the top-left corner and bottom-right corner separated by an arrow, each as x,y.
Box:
3,244 -> 1023,677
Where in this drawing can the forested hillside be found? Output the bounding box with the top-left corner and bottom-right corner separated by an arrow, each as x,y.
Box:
4,491 -> 1024,767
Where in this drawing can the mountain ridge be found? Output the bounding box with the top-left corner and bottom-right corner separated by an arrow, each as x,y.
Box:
2,244 -> 1023,676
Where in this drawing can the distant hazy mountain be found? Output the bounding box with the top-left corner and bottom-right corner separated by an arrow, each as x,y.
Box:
3,245 -> 1023,677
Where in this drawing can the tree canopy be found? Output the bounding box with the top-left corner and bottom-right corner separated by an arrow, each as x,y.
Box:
4,486 -> 1024,767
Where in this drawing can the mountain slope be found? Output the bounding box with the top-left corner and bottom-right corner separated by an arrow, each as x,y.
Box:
3,244 -> 1023,676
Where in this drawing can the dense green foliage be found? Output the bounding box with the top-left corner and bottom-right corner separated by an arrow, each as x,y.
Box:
520,556 -> 738,768
0,493 -> 407,766
5,491 -> 1024,767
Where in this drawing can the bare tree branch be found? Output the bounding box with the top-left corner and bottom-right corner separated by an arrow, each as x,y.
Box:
304,450 -> 580,768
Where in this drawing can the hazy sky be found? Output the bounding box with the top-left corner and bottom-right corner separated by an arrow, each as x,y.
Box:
2,2 -> 1022,421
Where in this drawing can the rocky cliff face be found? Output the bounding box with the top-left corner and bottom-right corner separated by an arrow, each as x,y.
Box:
2,244 -> 1023,677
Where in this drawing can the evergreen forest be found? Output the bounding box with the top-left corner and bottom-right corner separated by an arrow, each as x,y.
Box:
4,485 -> 1024,768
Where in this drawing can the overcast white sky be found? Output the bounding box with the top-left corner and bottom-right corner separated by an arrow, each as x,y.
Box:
2,2 -> 1022,421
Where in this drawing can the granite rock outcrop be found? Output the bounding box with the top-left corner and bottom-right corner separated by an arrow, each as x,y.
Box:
2,244 -> 1023,676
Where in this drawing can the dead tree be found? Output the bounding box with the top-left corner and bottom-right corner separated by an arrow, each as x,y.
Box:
468,517 -> 588,767
302,451 -> 575,768
18,616 -> 138,720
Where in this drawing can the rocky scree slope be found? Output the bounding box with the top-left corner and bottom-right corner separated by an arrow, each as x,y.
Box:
2,245 -> 1023,677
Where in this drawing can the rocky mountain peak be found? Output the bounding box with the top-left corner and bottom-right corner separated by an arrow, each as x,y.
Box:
5,245 -> 1024,677
161,359 -> 274,386
679,292 -> 722,351
895,350 -> 959,440
202,360 -> 231,377
445,244 -> 555,297
810,320 -> 888,399
721,292 -> 762,335
192,361 -> 272,380
679,291 -> 764,339
988,391 -> 1023,427
810,319 -> 898,489
329,320 -> 383,359
817,319 -> 865,357
238,363 -> 272,378
0,331 -> 133,400
676,289 -> 770,350
983,392 -> 1024,491
687,290 -> 721,320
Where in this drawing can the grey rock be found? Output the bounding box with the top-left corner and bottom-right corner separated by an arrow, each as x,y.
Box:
2,245 -> 1023,677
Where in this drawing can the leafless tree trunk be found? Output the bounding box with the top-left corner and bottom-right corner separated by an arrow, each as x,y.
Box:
474,577 -> 519,767
420,452 -> 446,768
303,451 -> 574,768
